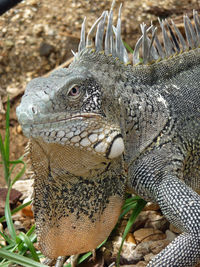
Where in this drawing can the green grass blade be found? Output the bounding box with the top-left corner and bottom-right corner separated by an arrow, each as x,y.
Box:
0,261 -> 11,267
4,98 -> 10,165
0,134 -> 9,185
5,186 -> 16,241
0,98 -> 11,185
4,159 -> 26,241
118,203 -> 137,220
26,225 -> 36,237
0,230 -> 13,245
118,196 -> 143,220
0,249 -> 47,267
16,226 -> 37,255
116,199 -> 146,267
17,232 -> 40,262
123,41 -> 134,53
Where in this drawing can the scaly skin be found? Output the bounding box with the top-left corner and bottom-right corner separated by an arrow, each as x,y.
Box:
17,5 -> 200,267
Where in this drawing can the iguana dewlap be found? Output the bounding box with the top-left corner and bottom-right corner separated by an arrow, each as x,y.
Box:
30,137 -> 125,258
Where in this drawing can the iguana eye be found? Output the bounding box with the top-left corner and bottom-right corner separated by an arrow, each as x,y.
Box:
68,86 -> 80,97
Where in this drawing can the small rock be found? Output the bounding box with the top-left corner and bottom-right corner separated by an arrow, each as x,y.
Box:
165,229 -> 177,242
28,0 -> 38,5
16,125 -> 22,134
143,211 -> 169,231
12,179 -> 33,200
10,14 -> 20,22
134,261 -> 147,267
14,220 -> 24,230
133,228 -> 166,243
0,188 -> 22,216
33,24 -> 44,36
6,87 -> 19,94
39,42 -> 55,56
149,239 -> 170,254
112,236 -> 138,262
21,204 -> 34,218
4,40 -> 14,49
131,241 -> 152,262
126,233 -> 136,244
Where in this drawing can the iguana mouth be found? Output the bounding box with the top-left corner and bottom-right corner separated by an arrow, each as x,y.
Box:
22,112 -> 102,127
28,113 -> 125,160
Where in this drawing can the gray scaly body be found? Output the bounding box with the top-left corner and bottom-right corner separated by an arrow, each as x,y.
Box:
17,2 -> 200,266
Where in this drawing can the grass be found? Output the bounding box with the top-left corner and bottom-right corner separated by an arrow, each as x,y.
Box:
0,99 -> 146,266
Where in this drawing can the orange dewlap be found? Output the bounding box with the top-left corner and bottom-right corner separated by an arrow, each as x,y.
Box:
37,196 -> 123,258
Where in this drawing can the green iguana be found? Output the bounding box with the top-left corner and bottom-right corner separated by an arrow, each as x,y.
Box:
16,2 -> 200,266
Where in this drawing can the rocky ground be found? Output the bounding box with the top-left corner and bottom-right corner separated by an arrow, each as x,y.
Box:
0,0 -> 200,266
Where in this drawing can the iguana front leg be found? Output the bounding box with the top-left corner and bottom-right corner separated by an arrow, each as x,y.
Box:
129,153 -> 200,267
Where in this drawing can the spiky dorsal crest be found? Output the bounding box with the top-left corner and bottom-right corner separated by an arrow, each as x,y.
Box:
75,2 -> 200,66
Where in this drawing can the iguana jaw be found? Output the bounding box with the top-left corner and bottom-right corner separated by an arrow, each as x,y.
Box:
24,114 -> 125,160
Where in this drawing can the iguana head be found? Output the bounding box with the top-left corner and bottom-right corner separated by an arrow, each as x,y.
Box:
16,64 -> 125,165
16,3 -> 129,165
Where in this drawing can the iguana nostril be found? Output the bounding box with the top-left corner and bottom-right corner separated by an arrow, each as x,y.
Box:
32,107 -> 36,114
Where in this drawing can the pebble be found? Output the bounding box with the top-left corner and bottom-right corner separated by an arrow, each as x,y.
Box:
16,124 -> 22,134
165,229 -> 177,242
126,233 -> 136,244
12,179 -> 34,200
133,210 -> 169,232
133,228 -> 166,242
0,188 -> 22,216
39,42 -> 55,56
134,261 -> 147,267
149,239 -> 170,254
